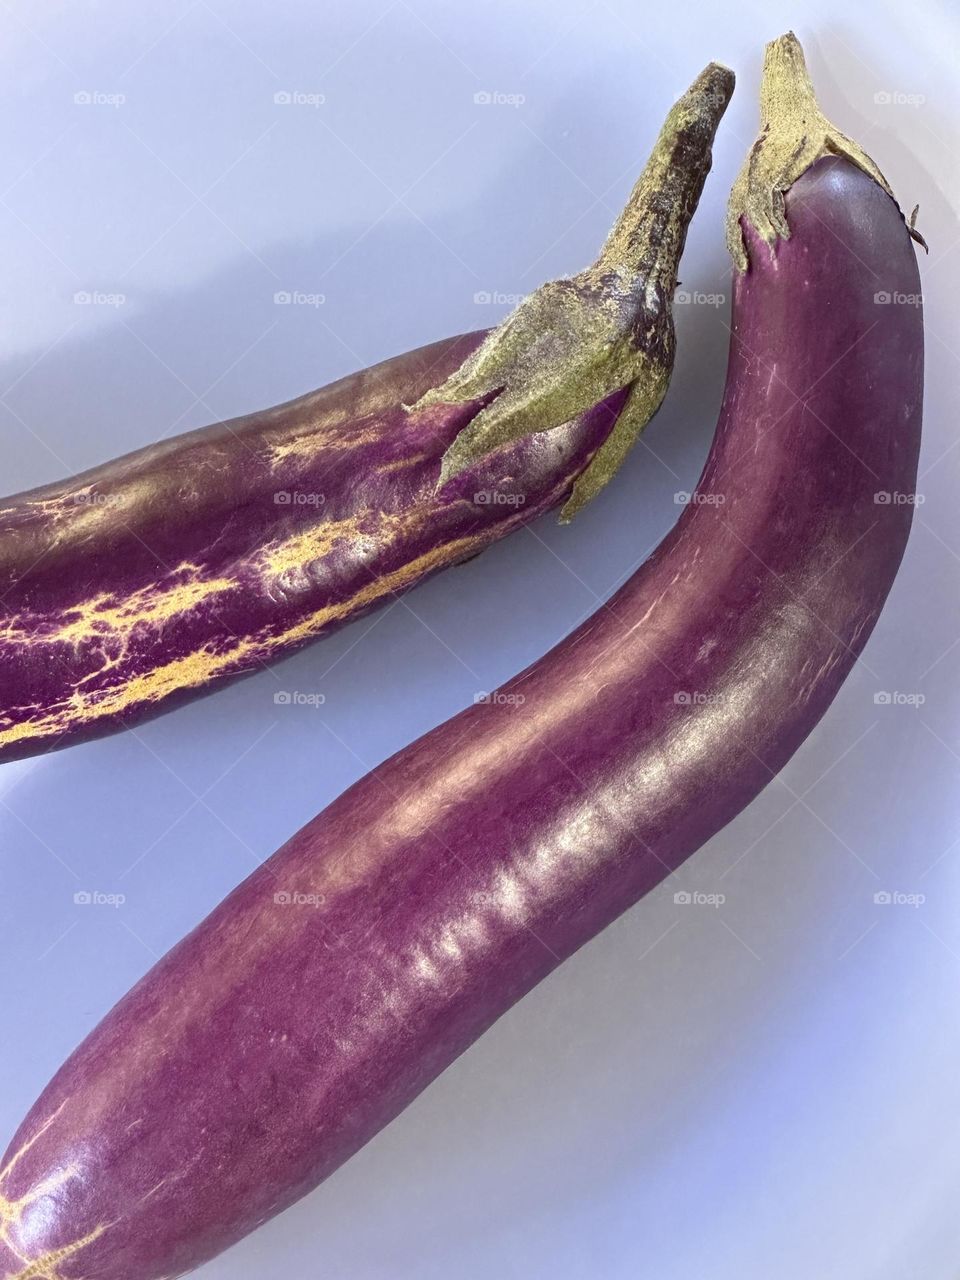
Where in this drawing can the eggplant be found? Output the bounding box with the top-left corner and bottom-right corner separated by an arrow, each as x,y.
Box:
0,63 -> 734,766
0,34 -> 924,1280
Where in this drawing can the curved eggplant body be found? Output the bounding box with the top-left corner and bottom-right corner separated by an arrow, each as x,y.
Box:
0,333 -> 623,762
0,62 -> 735,765
0,155 -> 923,1280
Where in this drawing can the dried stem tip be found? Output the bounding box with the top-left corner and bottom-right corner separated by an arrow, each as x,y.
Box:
725,31 -> 904,272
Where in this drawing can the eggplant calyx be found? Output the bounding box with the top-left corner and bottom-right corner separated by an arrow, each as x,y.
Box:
726,31 -> 912,272
412,61 -> 735,514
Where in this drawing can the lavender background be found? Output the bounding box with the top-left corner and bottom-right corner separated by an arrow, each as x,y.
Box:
1,2 -> 958,1277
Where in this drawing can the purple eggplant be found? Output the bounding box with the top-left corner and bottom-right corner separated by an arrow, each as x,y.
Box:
0,34 -> 924,1280
0,63 -> 734,766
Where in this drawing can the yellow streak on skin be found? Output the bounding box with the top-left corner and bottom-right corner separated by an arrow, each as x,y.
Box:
0,487 -> 131,530
0,1167 -> 80,1236
0,508 -> 410,654
378,450 -> 435,475
1,497 -> 429,655
2,1223 -> 109,1280
255,511 -> 408,580
0,496 -> 72,521
0,1106 -> 69,1189
265,424 -> 386,469
0,1104 -> 111,1280
0,1140 -> 73,1258
0,531 -> 488,751
0,570 -> 236,651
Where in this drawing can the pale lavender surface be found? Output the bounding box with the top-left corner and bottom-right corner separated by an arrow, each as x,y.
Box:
0,5 -> 958,1280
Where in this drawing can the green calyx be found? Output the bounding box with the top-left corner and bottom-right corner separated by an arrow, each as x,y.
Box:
412,61 -> 735,520
725,31 -> 921,272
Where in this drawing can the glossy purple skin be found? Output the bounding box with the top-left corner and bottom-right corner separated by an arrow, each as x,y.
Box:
0,159 -> 923,1280
0,330 -> 625,763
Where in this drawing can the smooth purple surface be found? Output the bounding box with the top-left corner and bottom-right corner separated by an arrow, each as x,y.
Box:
0,329 -> 624,762
0,158 -> 923,1280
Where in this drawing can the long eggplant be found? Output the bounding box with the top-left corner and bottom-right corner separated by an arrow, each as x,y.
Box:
0,63 -> 734,766
0,34 -> 924,1280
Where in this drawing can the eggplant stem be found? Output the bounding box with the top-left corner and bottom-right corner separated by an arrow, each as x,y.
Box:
412,62 -> 735,512
725,31 -> 909,271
